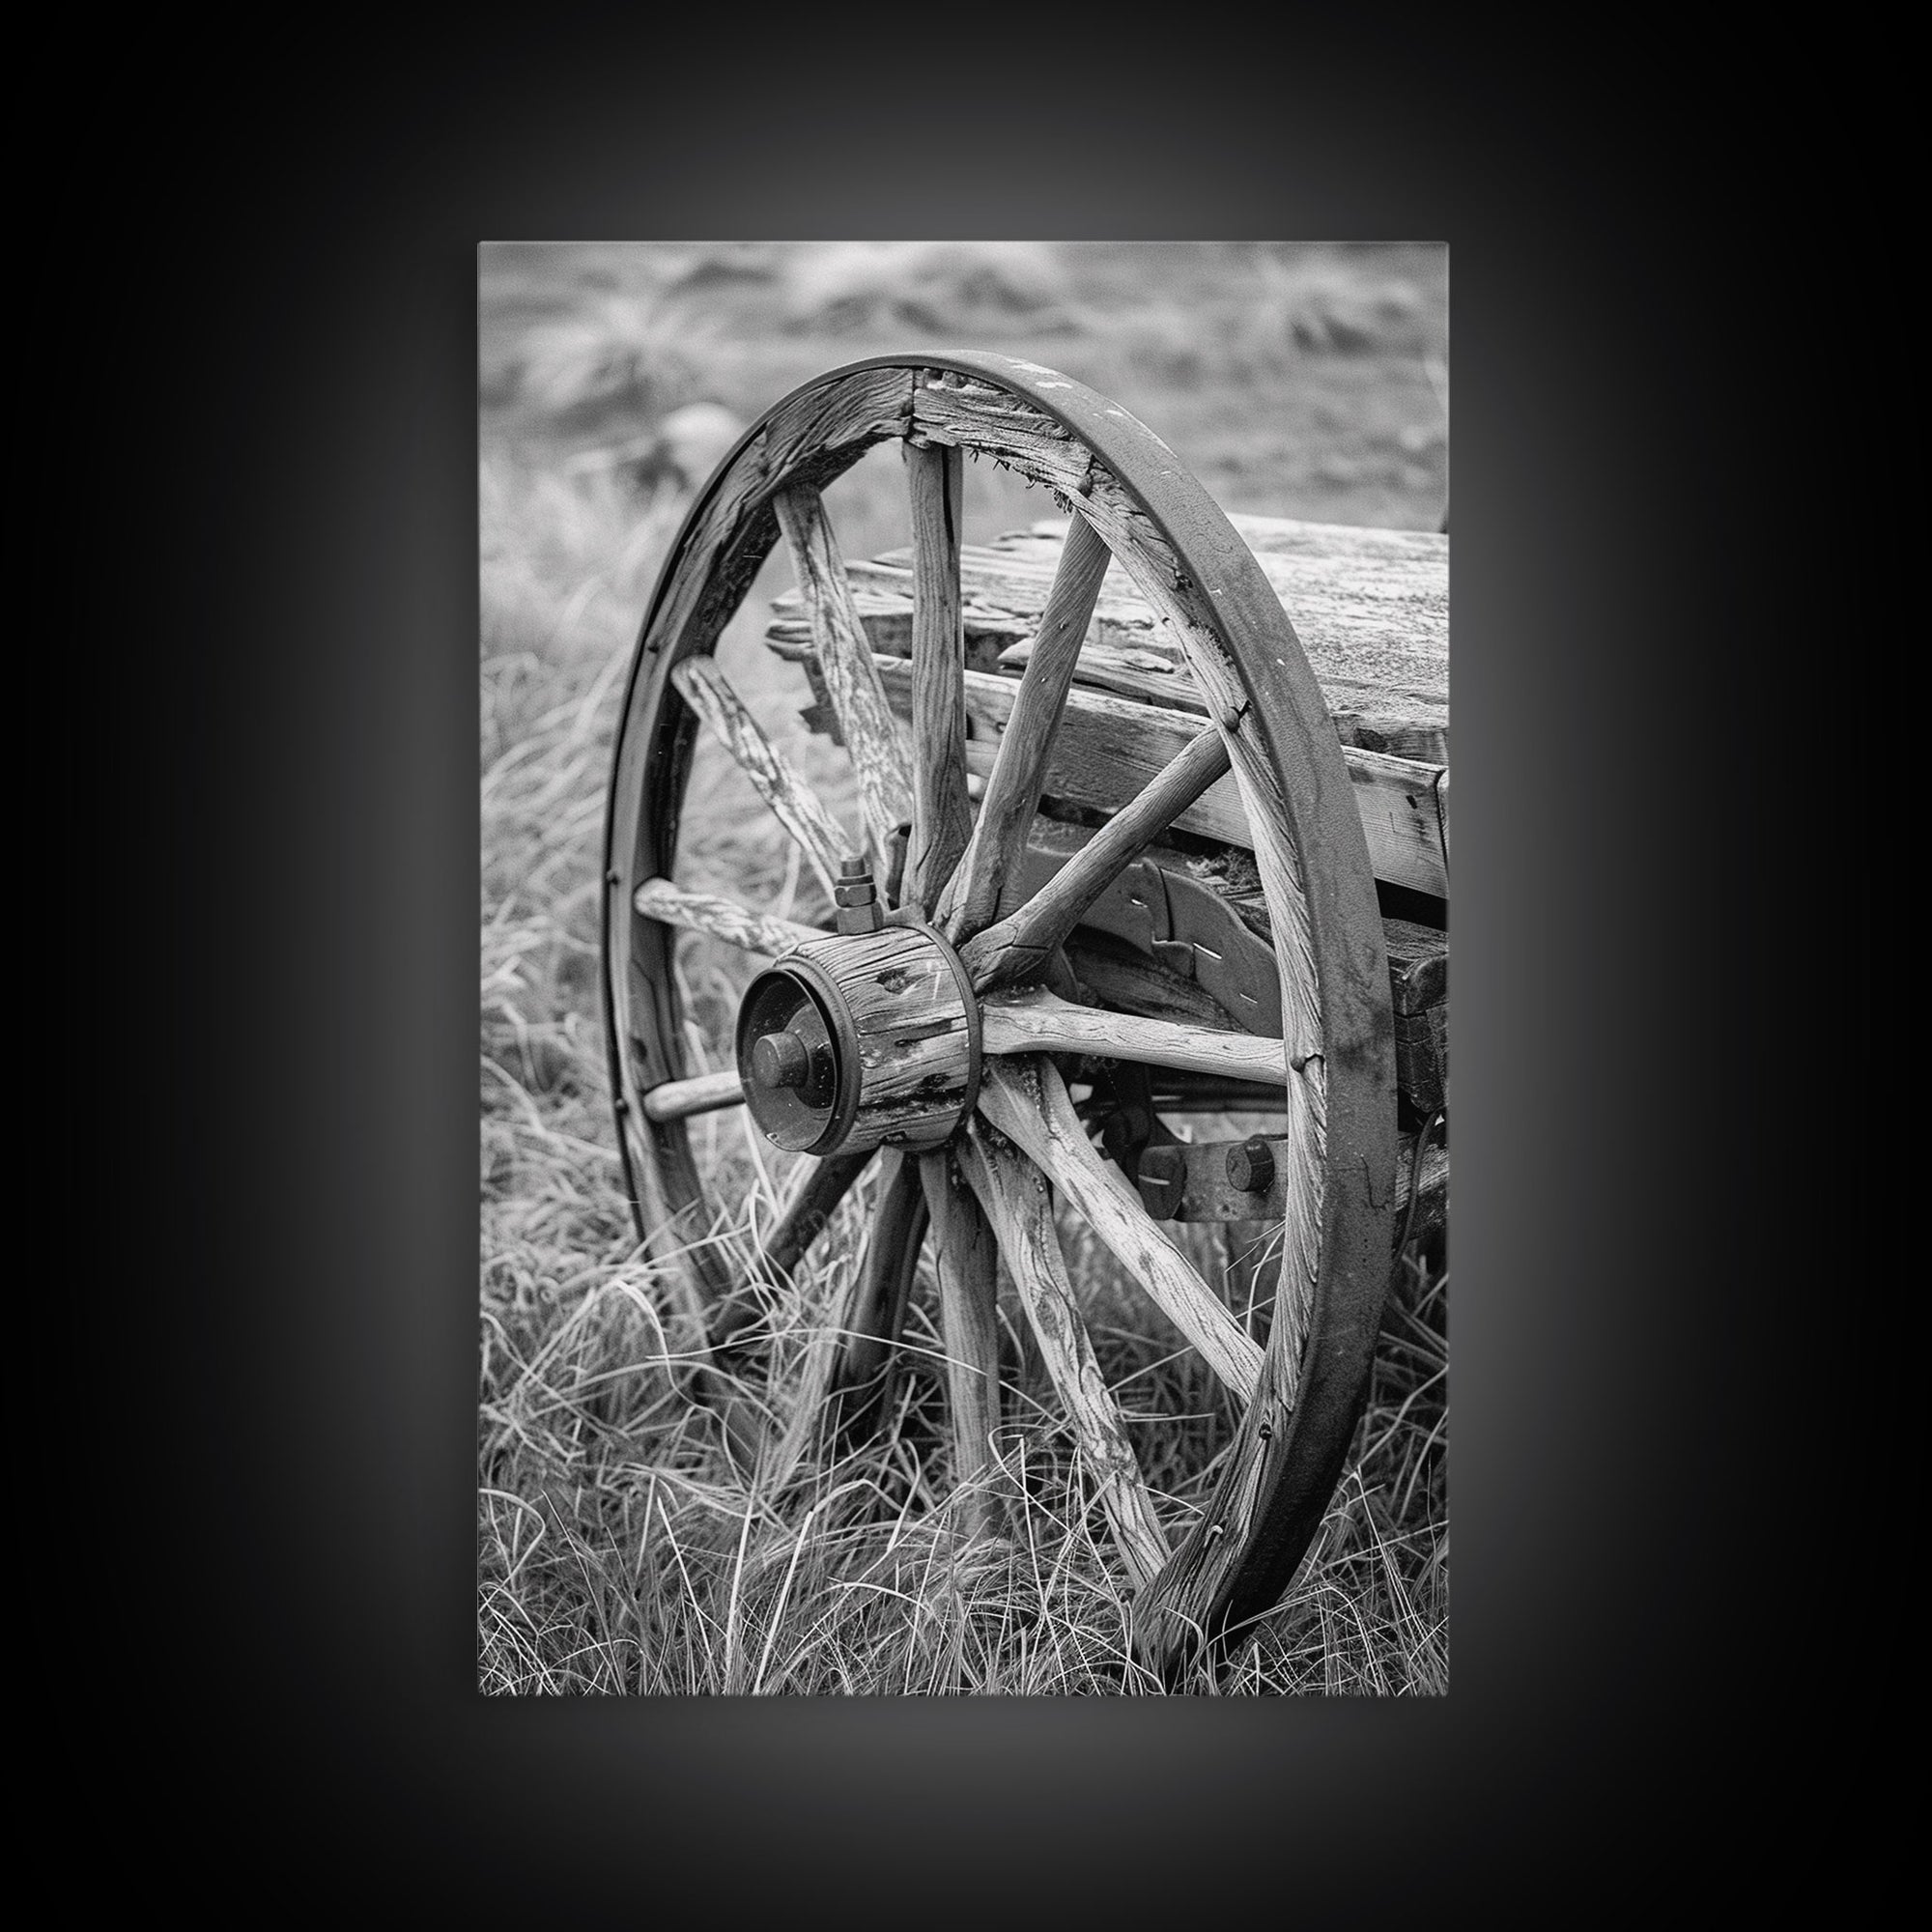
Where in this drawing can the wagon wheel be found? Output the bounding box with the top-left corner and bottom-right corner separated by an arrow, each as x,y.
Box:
600,352 -> 1399,1681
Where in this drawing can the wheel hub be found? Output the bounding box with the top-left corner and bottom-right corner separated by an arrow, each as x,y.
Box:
734,887 -> 981,1157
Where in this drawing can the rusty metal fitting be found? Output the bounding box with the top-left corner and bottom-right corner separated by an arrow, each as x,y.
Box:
834,858 -> 884,934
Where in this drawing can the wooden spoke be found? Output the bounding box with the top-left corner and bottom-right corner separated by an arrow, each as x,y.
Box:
761,1270 -> 864,1492
640,1068 -> 744,1124
904,440 -> 972,913
708,1150 -> 873,1350
918,1148 -> 1008,1537
958,722 -> 1233,992
757,1151 -> 874,1287
774,484 -> 915,876
761,1152 -> 919,1491
980,986 -> 1292,1089
938,514 -> 1113,942
670,656 -> 852,899
975,1058 -> 1264,1403
956,1122 -> 1169,1589
632,877 -> 822,958
830,1150 -> 928,1435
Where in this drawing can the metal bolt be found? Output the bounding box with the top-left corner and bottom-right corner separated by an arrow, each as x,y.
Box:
1225,1136 -> 1275,1194
834,857 -> 884,934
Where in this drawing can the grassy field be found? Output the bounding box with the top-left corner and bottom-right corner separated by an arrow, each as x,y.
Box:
479,241 -> 1448,1694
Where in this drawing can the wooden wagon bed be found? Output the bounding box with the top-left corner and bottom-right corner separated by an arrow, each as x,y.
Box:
763,508 -> 1450,1244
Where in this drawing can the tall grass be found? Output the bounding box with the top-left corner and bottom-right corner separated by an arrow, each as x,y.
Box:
479,243 -> 1449,1694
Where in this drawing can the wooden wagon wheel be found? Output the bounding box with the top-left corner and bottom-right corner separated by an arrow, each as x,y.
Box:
600,353 -> 1400,1680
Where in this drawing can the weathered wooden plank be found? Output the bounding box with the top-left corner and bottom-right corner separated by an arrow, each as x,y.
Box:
769,509 -> 1449,753
938,515 -> 1114,942
905,440 -> 972,911
976,1058 -> 1264,1403
1007,512 -> 1447,718
773,483 -> 915,875
632,877 -> 824,958
798,653 -> 1447,897
957,1119 -> 1171,1590
997,635 -> 1446,760
670,655 -> 853,898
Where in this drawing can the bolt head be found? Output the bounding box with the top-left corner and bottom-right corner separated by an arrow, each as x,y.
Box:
750,1030 -> 811,1091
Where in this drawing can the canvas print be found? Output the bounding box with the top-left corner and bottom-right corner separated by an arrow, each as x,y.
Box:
480,242 -> 1448,1693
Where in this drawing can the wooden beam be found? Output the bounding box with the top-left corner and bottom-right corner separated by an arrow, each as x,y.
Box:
786,650 -> 1447,898
766,508 -> 1448,757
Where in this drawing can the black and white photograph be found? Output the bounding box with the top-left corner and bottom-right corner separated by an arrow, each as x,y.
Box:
479,240 -> 1450,1693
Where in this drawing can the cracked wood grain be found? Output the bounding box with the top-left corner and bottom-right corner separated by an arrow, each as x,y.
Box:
631,877 -> 824,958
670,655 -> 853,899
905,440 -> 973,913
919,1148 -> 1009,1539
774,483 -> 914,877
957,1119 -> 1170,1589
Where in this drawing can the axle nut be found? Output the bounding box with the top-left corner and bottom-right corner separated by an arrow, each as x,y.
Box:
750,1030 -> 811,1092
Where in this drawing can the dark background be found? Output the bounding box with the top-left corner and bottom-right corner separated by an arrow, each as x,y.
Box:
76,30 -> 1863,1915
